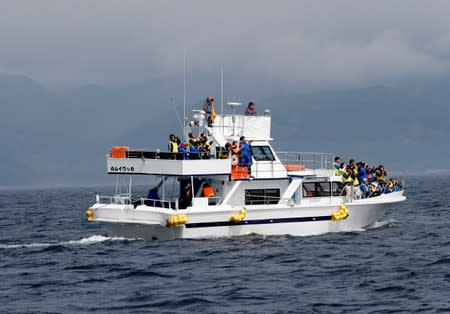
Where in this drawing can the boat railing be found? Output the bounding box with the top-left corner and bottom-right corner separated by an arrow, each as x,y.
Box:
276,151 -> 334,170
341,178 -> 405,202
123,150 -> 218,160
96,194 -> 131,205
133,198 -> 178,209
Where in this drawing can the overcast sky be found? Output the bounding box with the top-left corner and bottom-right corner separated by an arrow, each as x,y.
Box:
2,0 -> 450,91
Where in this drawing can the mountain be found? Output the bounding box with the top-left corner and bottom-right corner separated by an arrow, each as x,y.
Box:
0,74 -> 449,187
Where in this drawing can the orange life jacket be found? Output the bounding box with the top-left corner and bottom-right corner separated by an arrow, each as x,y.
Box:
202,186 -> 215,197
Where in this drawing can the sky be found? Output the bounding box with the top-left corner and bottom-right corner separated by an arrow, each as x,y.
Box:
2,1 -> 450,91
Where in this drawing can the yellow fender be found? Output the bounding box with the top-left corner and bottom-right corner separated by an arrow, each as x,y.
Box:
331,204 -> 349,221
85,208 -> 94,222
167,214 -> 188,227
230,208 -> 247,223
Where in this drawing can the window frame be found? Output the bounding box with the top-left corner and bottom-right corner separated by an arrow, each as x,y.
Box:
302,181 -> 332,198
245,188 -> 280,205
250,145 -> 276,161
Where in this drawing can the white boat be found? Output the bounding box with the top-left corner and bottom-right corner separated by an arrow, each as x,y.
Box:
87,104 -> 406,240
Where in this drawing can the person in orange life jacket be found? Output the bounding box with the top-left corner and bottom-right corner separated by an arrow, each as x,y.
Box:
230,140 -> 240,154
239,136 -> 253,175
245,101 -> 257,116
202,183 -> 215,197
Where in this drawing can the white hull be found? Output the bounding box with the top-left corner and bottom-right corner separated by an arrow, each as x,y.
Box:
92,192 -> 405,241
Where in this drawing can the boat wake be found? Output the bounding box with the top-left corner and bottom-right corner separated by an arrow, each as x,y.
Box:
365,219 -> 398,230
0,235 -> 138,250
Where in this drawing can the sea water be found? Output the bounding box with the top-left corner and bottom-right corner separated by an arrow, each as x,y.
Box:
1,176 -> 450,313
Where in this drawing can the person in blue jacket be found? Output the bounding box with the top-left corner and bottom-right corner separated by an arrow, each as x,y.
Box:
189,141 -> 201,159
239,136 -> 253,176
178,143 -> 189,160
359,178 -> 370,199
358,162 -> 368,183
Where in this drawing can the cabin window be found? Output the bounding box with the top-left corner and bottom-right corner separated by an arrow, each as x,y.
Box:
251,146 -> 275,161
302,182 -> 331,197
332,182 -> 344,196
245,188 -> 280,205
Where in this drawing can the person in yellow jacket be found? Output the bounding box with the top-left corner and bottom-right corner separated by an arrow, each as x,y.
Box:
168,134 -> 178,153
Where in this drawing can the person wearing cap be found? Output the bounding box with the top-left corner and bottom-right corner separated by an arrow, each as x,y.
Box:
245,102 -> 257,116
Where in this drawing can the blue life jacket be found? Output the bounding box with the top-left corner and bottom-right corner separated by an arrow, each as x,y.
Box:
178,146 -> 188,160
190,146 -> 200,159
358,167 -> 367,183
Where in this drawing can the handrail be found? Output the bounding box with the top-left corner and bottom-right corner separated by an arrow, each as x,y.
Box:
276,151 -> 334,170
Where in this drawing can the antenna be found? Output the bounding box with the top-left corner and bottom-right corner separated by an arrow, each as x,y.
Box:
171,97 -> 184,132
183,50 -> 186,128
220,66 -> 223,115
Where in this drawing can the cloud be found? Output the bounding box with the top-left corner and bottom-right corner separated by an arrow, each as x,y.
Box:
1,0 -> 450,90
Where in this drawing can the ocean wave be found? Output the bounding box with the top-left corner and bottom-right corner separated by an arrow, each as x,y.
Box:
0,235 -> 136,249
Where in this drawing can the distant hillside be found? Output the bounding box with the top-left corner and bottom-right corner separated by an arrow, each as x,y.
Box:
1,74 -> 449,187
267,84 -> 450,170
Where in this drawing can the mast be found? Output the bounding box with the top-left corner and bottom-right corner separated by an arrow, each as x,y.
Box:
183,51 -> 186,128
220,66 -> 223,116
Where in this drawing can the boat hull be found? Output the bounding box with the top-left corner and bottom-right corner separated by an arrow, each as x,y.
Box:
92,192 -> 405,241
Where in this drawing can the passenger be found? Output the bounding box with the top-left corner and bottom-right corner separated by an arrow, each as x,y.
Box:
190,141 -> 201,159
359,178 -> 370,199
392,178 -> 401,192
202,96 -> 216,127
179,182 -> 192,209
239,136 -> 253,176
147,187 -> 161,207
375,169 -> 385,183
342,171 -> 352,185
202,183 -> 215,197
231,140 -> 240,155
199,133 -> 212,159
351,172 -> 359,187
178,143 -> 189,160
348,159 -> 356,170
218,142 -> 231,159
334,157 -> 342,175
188,132 -> 197,150
358,162 -> 368,183
245,101 -> 257,116
367,167 -> 374,182
337,162 -> 347,176
168,134 -> 178,153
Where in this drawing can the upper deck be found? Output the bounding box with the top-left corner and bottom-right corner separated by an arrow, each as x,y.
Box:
108,150 -> 232,176
106,110 -> 334,178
